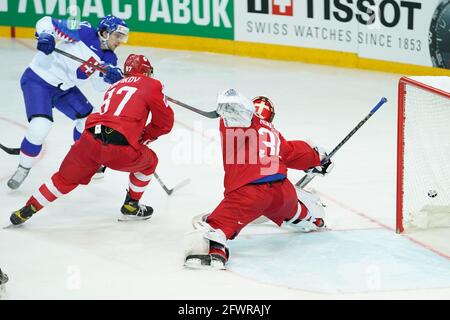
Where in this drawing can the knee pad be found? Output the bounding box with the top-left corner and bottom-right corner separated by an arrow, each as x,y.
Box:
25,117 -> 52,145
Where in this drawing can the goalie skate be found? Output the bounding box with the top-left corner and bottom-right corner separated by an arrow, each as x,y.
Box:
7,165 -> 31,190
184,254 -> 226,270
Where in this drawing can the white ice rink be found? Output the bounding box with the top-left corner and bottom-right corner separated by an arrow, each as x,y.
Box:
0,38 -> 449,299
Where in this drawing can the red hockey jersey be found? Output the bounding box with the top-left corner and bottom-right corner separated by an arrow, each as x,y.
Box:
220,115 -> 320,195
86,75 -> 174,148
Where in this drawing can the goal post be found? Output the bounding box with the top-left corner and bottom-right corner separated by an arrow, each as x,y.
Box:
397,76 -> 450,233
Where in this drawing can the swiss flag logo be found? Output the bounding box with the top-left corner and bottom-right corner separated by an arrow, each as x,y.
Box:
272,0 -> 293,16
248,0 -> 293,16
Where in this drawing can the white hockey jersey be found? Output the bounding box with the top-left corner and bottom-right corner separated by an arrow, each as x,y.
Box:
29,17 -> 117,92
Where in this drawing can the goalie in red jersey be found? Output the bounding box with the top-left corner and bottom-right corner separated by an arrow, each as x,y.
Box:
10,54 -> 174,225
184,90 -> 333,270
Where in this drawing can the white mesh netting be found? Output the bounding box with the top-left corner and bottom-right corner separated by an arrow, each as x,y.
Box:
401,77 -> 450,230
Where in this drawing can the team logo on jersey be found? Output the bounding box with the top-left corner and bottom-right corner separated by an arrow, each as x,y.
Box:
248,0 -> 293,16
76,56 -> 99,79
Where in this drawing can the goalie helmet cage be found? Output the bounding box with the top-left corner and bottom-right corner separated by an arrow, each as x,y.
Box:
396,76 -> 450,233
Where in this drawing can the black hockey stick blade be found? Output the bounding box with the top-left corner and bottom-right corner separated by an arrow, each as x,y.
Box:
0,144 -> 20,155
165,96 -> 219,119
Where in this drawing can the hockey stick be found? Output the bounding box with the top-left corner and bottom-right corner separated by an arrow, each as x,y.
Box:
54,49 -> 219,119
165,96 -> 219,119
0,144 -> 20,155
153,172 -> 190,195
54,48 -> 107,73
295,97 -> 387,189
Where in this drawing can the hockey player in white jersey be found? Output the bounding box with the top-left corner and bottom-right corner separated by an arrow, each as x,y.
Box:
7,15 -> 129,190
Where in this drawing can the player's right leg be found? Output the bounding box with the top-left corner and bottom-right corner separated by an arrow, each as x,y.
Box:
8,68 -> 60,190
102,143 -> 158,221
185,185 -> 271,269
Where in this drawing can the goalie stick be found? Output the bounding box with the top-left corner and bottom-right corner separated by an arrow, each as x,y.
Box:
165,96 -> 219,119
54,49 -> 219,119
295,97 -> 387,189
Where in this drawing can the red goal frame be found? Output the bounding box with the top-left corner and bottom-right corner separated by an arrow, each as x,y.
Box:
396,77 -> 450,233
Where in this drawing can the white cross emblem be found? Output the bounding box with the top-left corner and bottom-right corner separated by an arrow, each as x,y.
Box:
274,0 -> 291,13
84,65 -> 93,74
255,101 -> 270,116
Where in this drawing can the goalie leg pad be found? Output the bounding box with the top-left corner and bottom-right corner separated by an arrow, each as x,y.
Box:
284,189 -> 326,232
184,221 -> 228,270
191,212 -> 210,229
296,188 -> 326,220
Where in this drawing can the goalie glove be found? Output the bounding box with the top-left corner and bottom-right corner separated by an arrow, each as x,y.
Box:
216,89 -> 254,127
308,158 -> 334,177
306,144 -> 334,177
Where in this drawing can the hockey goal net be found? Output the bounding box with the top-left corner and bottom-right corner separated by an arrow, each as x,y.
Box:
397,76 -> 450,233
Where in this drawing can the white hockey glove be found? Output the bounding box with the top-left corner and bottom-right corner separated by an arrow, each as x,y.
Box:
216,89 -> 254,127
309,157 -> 334,177
306,141 -> 335,177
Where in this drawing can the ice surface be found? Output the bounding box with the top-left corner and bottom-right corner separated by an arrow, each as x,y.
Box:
0,38 -> 449,299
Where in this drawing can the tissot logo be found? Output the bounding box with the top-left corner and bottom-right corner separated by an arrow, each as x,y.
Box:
248,0 -> 293,16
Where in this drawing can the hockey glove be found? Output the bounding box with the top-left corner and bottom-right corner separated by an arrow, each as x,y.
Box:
103,65 -> 124,84
36,33 -> 55,55
308,158 -> 334,177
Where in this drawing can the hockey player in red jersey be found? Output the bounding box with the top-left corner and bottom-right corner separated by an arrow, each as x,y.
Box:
10,54 -> 174,225
184,90 -> 333,270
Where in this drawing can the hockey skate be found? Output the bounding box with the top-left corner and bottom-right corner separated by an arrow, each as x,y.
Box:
0,268 -> 8,298
7,165 -> 31,190
10,204 -> 37,226
184,242 -> 228,270
118,191 -> 153,221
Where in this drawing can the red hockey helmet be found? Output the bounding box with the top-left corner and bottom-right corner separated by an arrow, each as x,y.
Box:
252,96 -> 275,122
123,54 -> 153,77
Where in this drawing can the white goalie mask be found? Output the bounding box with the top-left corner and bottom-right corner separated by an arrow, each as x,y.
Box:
216,89 -> 254,128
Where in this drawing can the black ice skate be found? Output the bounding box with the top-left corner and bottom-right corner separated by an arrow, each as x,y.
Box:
0,268 -> 8,285
7,165 -> 31,190
118,192 -> 153,221
0,268 -> 8,297
10,204 -> 37,225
